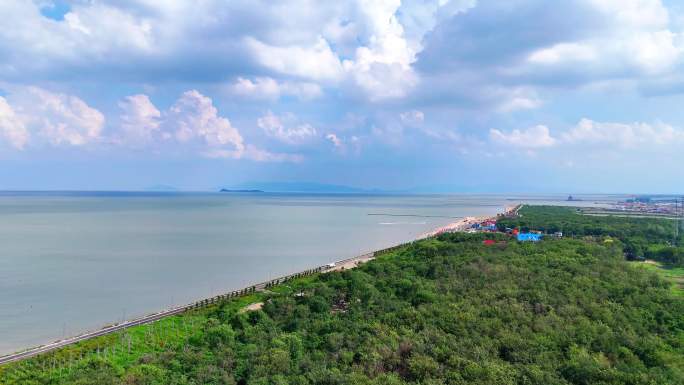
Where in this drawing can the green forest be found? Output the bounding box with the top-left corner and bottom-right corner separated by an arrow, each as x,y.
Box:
1,206 -> 683,384
498,205 -> 684,266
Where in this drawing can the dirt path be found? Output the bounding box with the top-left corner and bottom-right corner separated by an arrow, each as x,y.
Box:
240,302 -> 264,313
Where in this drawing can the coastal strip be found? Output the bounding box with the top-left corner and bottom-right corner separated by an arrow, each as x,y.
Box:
418,204 -> 520,239
0,252 -> 377,365
0,204 -> 520,366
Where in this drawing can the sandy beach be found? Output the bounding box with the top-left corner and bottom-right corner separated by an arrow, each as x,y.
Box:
418,204 -> 520,239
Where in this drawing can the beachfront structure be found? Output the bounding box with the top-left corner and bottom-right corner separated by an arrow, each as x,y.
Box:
472,219 -> 497,232
517,233 -> 542,242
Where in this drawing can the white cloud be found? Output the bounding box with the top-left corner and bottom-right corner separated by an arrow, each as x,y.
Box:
627,30 -> 682,74
0,96 -> 29,149
246,36 -> 344,82
64,12 -> 91,35
587,0 -> 669,29
525,0 -> 683,76
326,132 -> 361,154
417,0 -> 684,111
488,117 -> 684,154
229,77 -> 322,100
9,87 -> 105,146
498,96 -> 542,112
399,110 -> 424,125
257,111 -> 317,144
528,42 -> 597,65
121,90 -> 302,162
342,0 -> 418,100
496,88 -> 543,112
167,90 -> 244,152
203,145 -> 303,163
241,0 -> 471,101
562,118 -> 684,147
326,133 -> 343,148
118,94 -> 161,145
0,2 -> 155,81
489,125 -> 556,148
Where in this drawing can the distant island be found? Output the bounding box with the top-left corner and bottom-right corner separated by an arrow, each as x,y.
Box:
219,189 -> 265,193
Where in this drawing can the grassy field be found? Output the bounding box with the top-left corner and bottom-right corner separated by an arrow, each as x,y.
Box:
633,260 -> 684,298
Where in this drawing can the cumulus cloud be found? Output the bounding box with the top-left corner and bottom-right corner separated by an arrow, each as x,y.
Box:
399,110 -> 424,125
4,0 -> 684,172
326,133 -> 343,148
6,87 -> 105,147
415,0 -> 684,111
0,0 -> 465,102
562,118 -> 684,147
0,96 -> 29,149
246,36 -> 344,82
167,90 -> 244,152
496,88 -> 543,112
488,117 -> 684,154
0,2 -> 155,80
113,90 -> 301,162
489,125 -> 557,148
118,94 -> 161,145
527,42 -> 597,65
337,0 -> 475,100
257,111 -> 317,144
326,133 -> 360,154
229,77 -> 322,101
3,0 -> 684,107
341,0 -> 417,100
534,0 -> 683,76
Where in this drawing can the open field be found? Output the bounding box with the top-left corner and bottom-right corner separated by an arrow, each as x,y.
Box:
633,260 -> 684,298
580,207 -> 684,220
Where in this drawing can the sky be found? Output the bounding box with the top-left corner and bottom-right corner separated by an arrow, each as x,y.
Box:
1,0 -> 684,193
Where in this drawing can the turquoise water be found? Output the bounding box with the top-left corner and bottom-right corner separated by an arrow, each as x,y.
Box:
0,192 -> 609,354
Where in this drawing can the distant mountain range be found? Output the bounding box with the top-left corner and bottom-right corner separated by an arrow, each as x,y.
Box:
219,189 -> 265,193
222,182 -> 380,193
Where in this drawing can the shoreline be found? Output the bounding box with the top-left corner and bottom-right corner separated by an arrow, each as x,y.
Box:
418,204 -> 520,239
0,204 -> 520,365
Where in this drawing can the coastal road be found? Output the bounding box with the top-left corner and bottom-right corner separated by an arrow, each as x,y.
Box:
0,305 -> 189,365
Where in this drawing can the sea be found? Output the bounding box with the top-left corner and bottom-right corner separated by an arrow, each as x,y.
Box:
0,192 -> 615,355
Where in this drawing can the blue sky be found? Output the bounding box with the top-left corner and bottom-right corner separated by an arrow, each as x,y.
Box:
1,0 -> 683,193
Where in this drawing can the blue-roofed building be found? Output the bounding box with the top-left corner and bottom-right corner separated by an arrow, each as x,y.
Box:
517,233 -> 543,242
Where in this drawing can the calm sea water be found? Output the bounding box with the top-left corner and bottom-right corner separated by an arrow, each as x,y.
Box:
0,192 -> 611,355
